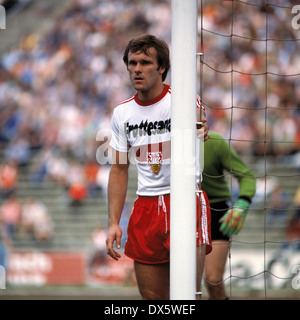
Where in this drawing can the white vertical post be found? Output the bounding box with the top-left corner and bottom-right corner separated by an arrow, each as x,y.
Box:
170,0 -> 198,300
0,5 -> 6,30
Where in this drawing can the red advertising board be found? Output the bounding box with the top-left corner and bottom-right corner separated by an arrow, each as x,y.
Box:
6,251 -> 136,286
7,251 -> 86,285
87,254 -> 136,285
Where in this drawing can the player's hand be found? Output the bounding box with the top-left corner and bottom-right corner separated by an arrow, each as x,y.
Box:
106,224 -> 122,261
219,198 -> 250,236
196,118 -> 210,141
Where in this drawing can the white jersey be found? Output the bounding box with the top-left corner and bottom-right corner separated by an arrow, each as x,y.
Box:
110,84 -> 171,196
110,84 -> 203,196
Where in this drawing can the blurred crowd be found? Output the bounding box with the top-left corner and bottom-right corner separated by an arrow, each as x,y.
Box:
0,0 -> 300,247
0,0 -> 299,166
200,0 -> 300,158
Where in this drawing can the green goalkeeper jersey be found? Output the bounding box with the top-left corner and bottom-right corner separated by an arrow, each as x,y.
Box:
201,132 -> 256,204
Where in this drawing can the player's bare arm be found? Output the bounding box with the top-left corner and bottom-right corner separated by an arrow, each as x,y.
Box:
106,149 -> 130,261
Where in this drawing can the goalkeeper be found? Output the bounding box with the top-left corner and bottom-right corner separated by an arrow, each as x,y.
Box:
201,131 -> 256,300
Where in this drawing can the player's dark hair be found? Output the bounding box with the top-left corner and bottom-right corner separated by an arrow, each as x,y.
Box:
123,34 -> 170,82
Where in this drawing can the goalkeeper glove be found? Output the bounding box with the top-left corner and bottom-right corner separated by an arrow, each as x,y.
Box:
219,198 -> 250,236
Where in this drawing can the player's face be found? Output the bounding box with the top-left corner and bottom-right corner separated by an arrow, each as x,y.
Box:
127,47 -> 165,100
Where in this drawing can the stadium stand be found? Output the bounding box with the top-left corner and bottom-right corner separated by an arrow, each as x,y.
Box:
0,0 -> 299,257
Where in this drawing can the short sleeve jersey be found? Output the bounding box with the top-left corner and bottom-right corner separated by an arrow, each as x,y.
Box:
110,84 -> 202,196
110,84 -> 171,196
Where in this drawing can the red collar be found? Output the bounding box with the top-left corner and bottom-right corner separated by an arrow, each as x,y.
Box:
134,84 -> 170,106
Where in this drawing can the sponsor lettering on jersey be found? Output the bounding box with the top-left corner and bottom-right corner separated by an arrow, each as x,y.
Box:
126,119 -> 171,138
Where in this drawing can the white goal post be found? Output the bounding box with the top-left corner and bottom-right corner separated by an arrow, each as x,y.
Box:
170,0 -> 199,300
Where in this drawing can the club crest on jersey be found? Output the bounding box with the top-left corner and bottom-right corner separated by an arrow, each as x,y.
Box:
147,151 -> 162,175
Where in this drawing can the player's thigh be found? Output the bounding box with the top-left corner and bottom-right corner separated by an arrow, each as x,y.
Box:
197,244 -> 207,277
205,240 -> 229,282
134,261 -> 170,300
